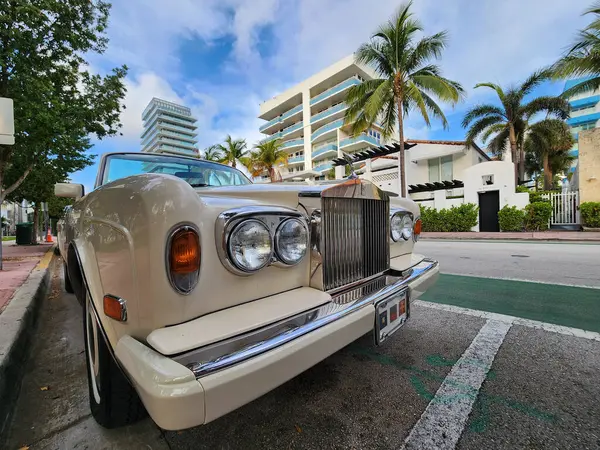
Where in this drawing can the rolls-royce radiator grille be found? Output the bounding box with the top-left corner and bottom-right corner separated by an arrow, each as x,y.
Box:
321,197 -> 390,291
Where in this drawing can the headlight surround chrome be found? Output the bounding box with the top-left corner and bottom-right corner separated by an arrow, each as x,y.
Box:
401,214 -> 413,240
390,212 -> 404,242
275,218 -> 308,265
228,219 -> 273,273
216,206 -> 309,276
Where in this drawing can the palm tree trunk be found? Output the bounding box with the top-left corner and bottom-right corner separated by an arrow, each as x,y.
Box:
543,153 -> 552,191
508,124 -> 519,187
231,159 -> 236,168
518,144 -> 525,185
396,96 -> 406,198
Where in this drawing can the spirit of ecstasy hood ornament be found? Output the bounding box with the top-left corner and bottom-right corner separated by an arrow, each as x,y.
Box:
340,152 -> 358,180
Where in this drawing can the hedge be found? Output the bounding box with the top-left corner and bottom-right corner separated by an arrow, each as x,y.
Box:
524,202 -> 553,231
581,202 -> 600,228
498,205 -> 524,231
421,203 -> 479,232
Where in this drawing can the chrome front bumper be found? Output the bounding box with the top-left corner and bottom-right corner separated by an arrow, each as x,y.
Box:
175,258 -> 439,378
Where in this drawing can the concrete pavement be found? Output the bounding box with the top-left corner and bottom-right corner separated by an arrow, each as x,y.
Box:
4,253 -> 600,449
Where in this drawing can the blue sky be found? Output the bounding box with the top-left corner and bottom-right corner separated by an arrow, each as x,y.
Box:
72,0 -> 589,192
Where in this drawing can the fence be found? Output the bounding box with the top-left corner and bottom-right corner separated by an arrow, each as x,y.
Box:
541,191 -> 580,226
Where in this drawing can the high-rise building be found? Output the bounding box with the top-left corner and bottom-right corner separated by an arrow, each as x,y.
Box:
141,98 -> 199,157
258,55 -> 383,181
564,76 -> 599,172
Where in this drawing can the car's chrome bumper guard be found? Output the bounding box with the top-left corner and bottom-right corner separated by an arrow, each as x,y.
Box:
175,259 -> 438,378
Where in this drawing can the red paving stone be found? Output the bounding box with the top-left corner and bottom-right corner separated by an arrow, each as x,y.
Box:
421,231 -> 600,241
0,241 -> 53,313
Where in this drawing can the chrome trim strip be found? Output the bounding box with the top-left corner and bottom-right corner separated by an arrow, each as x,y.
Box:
177,259 -> 438,378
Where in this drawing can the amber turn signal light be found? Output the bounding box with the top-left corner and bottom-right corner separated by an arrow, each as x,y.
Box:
170,229 -> 201,274
413,218 -> 422,240
103,294 -> 127,322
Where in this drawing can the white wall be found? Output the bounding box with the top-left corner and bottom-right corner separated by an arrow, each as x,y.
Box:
463,161 -> 529,231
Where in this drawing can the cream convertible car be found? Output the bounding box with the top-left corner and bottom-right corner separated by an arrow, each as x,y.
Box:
55,152 -> 439,430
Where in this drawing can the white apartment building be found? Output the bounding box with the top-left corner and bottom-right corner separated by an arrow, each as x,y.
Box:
258,55 -> 383,181
141,98 -> 199,157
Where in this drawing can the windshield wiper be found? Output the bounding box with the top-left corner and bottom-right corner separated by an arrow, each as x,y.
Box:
189,183 -> 210,187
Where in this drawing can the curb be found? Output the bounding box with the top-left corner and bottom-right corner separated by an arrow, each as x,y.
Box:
420,237 -> 600,243
0,245 -> 55,438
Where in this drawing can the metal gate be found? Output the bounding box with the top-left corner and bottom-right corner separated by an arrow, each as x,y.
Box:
542,191 -> 580,226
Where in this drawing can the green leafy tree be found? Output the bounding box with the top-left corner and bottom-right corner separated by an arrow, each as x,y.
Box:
217,135 -> 249,168
344,1 -> 464,197
246,139 -> 288,182
462,71 -> 570,185
7,151 -> 92,243
202,145 -> 223,162
0,0 -> 127,206
553,2 -> 600,96
524,119 -> 576,190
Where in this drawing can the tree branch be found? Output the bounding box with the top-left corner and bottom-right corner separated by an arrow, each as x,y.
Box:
2,163 -> 34,199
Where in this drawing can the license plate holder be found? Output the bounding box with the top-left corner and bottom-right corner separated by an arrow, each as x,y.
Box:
374,289 -> 408,345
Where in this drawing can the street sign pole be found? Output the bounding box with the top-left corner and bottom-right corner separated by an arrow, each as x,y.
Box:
1,97 -> 16,270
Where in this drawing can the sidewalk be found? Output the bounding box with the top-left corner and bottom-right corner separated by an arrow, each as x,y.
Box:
421,231 -> 600,242
0,241 -> 54,313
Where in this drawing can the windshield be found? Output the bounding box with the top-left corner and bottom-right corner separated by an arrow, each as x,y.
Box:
100,153 -> 251,187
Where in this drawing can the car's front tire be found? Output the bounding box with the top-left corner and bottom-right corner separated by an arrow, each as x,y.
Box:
84,292 -> 147,428
64,262 -> 74,294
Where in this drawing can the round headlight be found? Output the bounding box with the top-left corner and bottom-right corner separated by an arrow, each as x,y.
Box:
401,214 -> 413,240
390,212 -> 403,242
275,218 -> 308,265
228,219 -> 272,272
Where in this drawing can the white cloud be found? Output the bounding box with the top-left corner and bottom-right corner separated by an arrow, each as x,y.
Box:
94,0 -> 591,151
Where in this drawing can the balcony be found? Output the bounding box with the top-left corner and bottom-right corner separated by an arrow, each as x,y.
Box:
313,162 -> 333,173
310,77 -> 361,106
339,134 -> 380,152
282,138 -> 304,150
288,155 -> 304,164
266,121 -> 304,142
312,144 -> 338,161
567,112 -> 600,127
310,102 -> 348,126
311,118 -> 344,142
259,105 -> 303,133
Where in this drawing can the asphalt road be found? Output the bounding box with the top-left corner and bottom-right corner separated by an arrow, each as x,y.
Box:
3,248 -> 600,450
415,240 -> 600,287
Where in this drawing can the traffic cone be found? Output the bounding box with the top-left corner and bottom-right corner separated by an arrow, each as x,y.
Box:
45,227 -> 53,243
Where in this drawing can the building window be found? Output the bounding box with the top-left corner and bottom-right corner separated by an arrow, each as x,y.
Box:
428,155 -> 453,182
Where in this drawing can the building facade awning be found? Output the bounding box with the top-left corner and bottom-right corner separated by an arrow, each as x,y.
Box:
408,180 -> 464,193
332,142 -> 417,167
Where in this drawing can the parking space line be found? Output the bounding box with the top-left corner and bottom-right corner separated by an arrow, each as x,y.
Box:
402,320 -> 511,450
415,300 -> 600,342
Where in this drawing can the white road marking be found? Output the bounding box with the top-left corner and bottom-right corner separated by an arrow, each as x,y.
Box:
414,300 -> 600,342
439,272 -> 600,290
402,320 -> 511,450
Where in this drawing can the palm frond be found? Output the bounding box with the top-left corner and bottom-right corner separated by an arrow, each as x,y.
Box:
419,90 -> 449,129
519,68 -> 552,97
473,82 -> 505,101
520,96 -> 570,120
404,82 -> 430,126
480,123 -> 507,143
561,75 -> 600,98
404,31 -> 448,72
487,128 -> 510,157
461,104 -> 506,127
465,115 -> 505,143
411,74 -> 464,103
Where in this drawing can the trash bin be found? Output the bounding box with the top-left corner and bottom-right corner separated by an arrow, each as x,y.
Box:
15,222 -> 33,245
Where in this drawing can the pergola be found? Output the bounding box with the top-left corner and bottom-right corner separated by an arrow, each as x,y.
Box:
408,180 -> 464,194
331,142 -> 417,167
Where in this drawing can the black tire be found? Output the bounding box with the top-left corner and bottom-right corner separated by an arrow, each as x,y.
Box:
64,262 -> 74,294
83,291 -> 147,428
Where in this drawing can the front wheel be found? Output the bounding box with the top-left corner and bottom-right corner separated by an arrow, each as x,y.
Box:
84,292 -> 146,428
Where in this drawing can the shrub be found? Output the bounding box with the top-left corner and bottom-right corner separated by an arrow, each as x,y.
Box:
580,202 -> 600,228
528,191 -> 551,204
524,202 -> 552,231
498,205 -> 525,231
420,203 -> 478,232
516,185 -> 529,193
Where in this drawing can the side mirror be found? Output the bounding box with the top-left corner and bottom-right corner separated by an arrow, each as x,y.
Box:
55,183 -> 84,199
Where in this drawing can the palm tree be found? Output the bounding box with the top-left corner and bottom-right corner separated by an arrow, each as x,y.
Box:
343,1 -> 464,197
247,139 -> 288,182
553,2 -> 600,97
462,71 -> 570,185
216,135 -> 248,168
524,119 -> 576,190
202,145 -> 223,162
